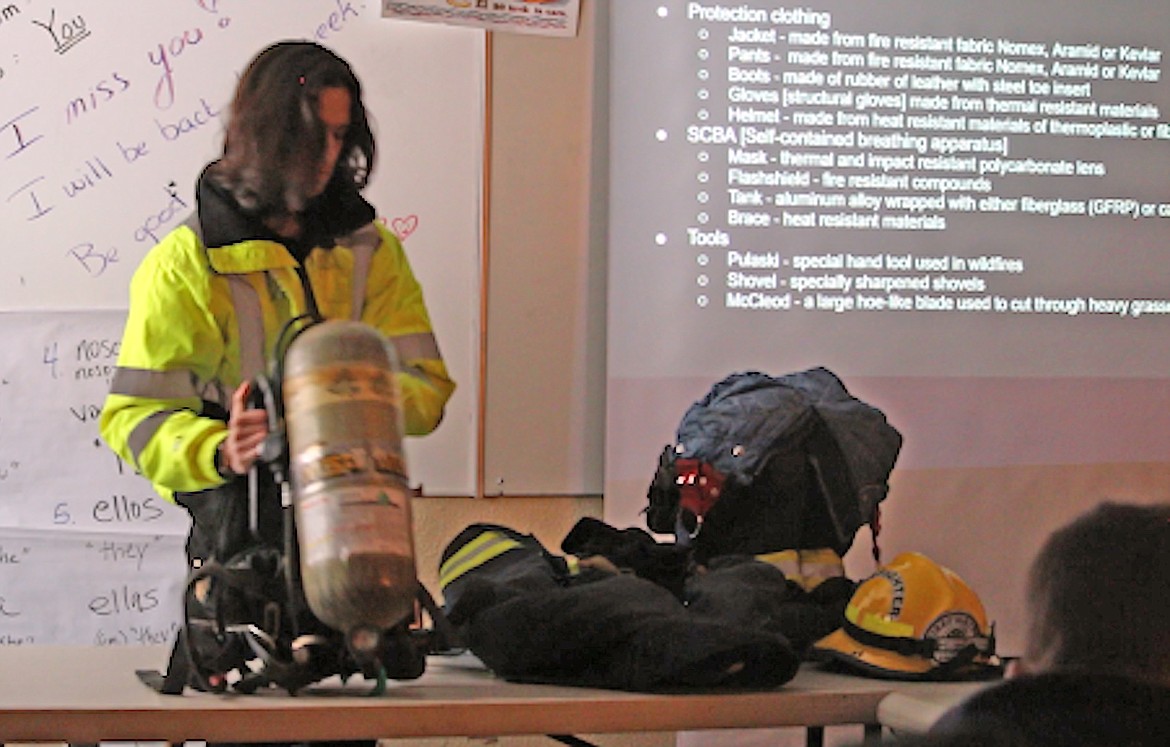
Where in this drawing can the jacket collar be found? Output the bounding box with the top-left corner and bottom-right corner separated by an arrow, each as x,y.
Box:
195,162 -> 376,271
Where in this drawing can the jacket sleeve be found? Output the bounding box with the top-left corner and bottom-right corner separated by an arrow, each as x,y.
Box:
99,229 -> 231,500
360,225 -> 456,435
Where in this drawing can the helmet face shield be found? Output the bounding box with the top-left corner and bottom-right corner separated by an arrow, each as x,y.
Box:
813,552 -> 1000,680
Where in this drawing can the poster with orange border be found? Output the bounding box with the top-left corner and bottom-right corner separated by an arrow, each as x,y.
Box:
382,0 -> 581,37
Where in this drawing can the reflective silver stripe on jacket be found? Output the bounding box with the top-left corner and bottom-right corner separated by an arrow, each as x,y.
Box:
227,275 -> 265,383
342,224 -> 380,320
127,409 -> 182,465
109,367 -> 207,464
340,225 -> 443,381
389,332 -> 443,382
391,331 -> 441,362
109,367 -> 200,400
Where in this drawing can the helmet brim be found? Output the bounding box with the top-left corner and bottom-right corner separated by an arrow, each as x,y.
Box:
811,627 -> 937,679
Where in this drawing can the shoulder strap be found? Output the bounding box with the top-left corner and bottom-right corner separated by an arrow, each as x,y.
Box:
186,210 -> 268,382
341,223 -> 381,321
226,276 -> 266,383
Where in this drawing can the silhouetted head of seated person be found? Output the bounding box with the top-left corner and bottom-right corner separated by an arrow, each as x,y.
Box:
930,501 -> 1170,746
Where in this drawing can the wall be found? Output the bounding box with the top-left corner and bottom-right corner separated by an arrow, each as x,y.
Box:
411,0 -> 607,615
482,0 -> 607,497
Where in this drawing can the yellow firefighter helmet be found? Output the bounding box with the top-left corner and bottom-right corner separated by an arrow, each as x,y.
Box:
813,551 -> 1000,679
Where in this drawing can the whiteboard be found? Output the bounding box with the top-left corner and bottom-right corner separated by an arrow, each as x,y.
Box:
0,0 -> 482,493
0,1 -> 483,644
0,310 -> 190,645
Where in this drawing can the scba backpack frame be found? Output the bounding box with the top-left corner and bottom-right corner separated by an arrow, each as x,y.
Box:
152,469 -> 448,695
139,319 -> 456,696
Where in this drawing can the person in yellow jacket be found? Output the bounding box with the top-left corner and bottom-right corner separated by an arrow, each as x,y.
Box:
100,39 -> 455,509
100,40 -> 454,740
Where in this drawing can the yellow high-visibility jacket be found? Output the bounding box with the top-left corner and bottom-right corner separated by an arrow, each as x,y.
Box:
100,178 -> 455,502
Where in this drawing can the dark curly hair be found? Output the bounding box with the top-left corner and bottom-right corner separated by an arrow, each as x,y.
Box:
210,40 -> 375,215
1025,501 -> 1170,682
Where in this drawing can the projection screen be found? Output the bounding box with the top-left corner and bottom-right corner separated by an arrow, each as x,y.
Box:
604,2 -> 1170,644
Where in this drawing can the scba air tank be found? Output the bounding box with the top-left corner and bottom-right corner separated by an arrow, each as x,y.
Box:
282,320 -> 417,636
